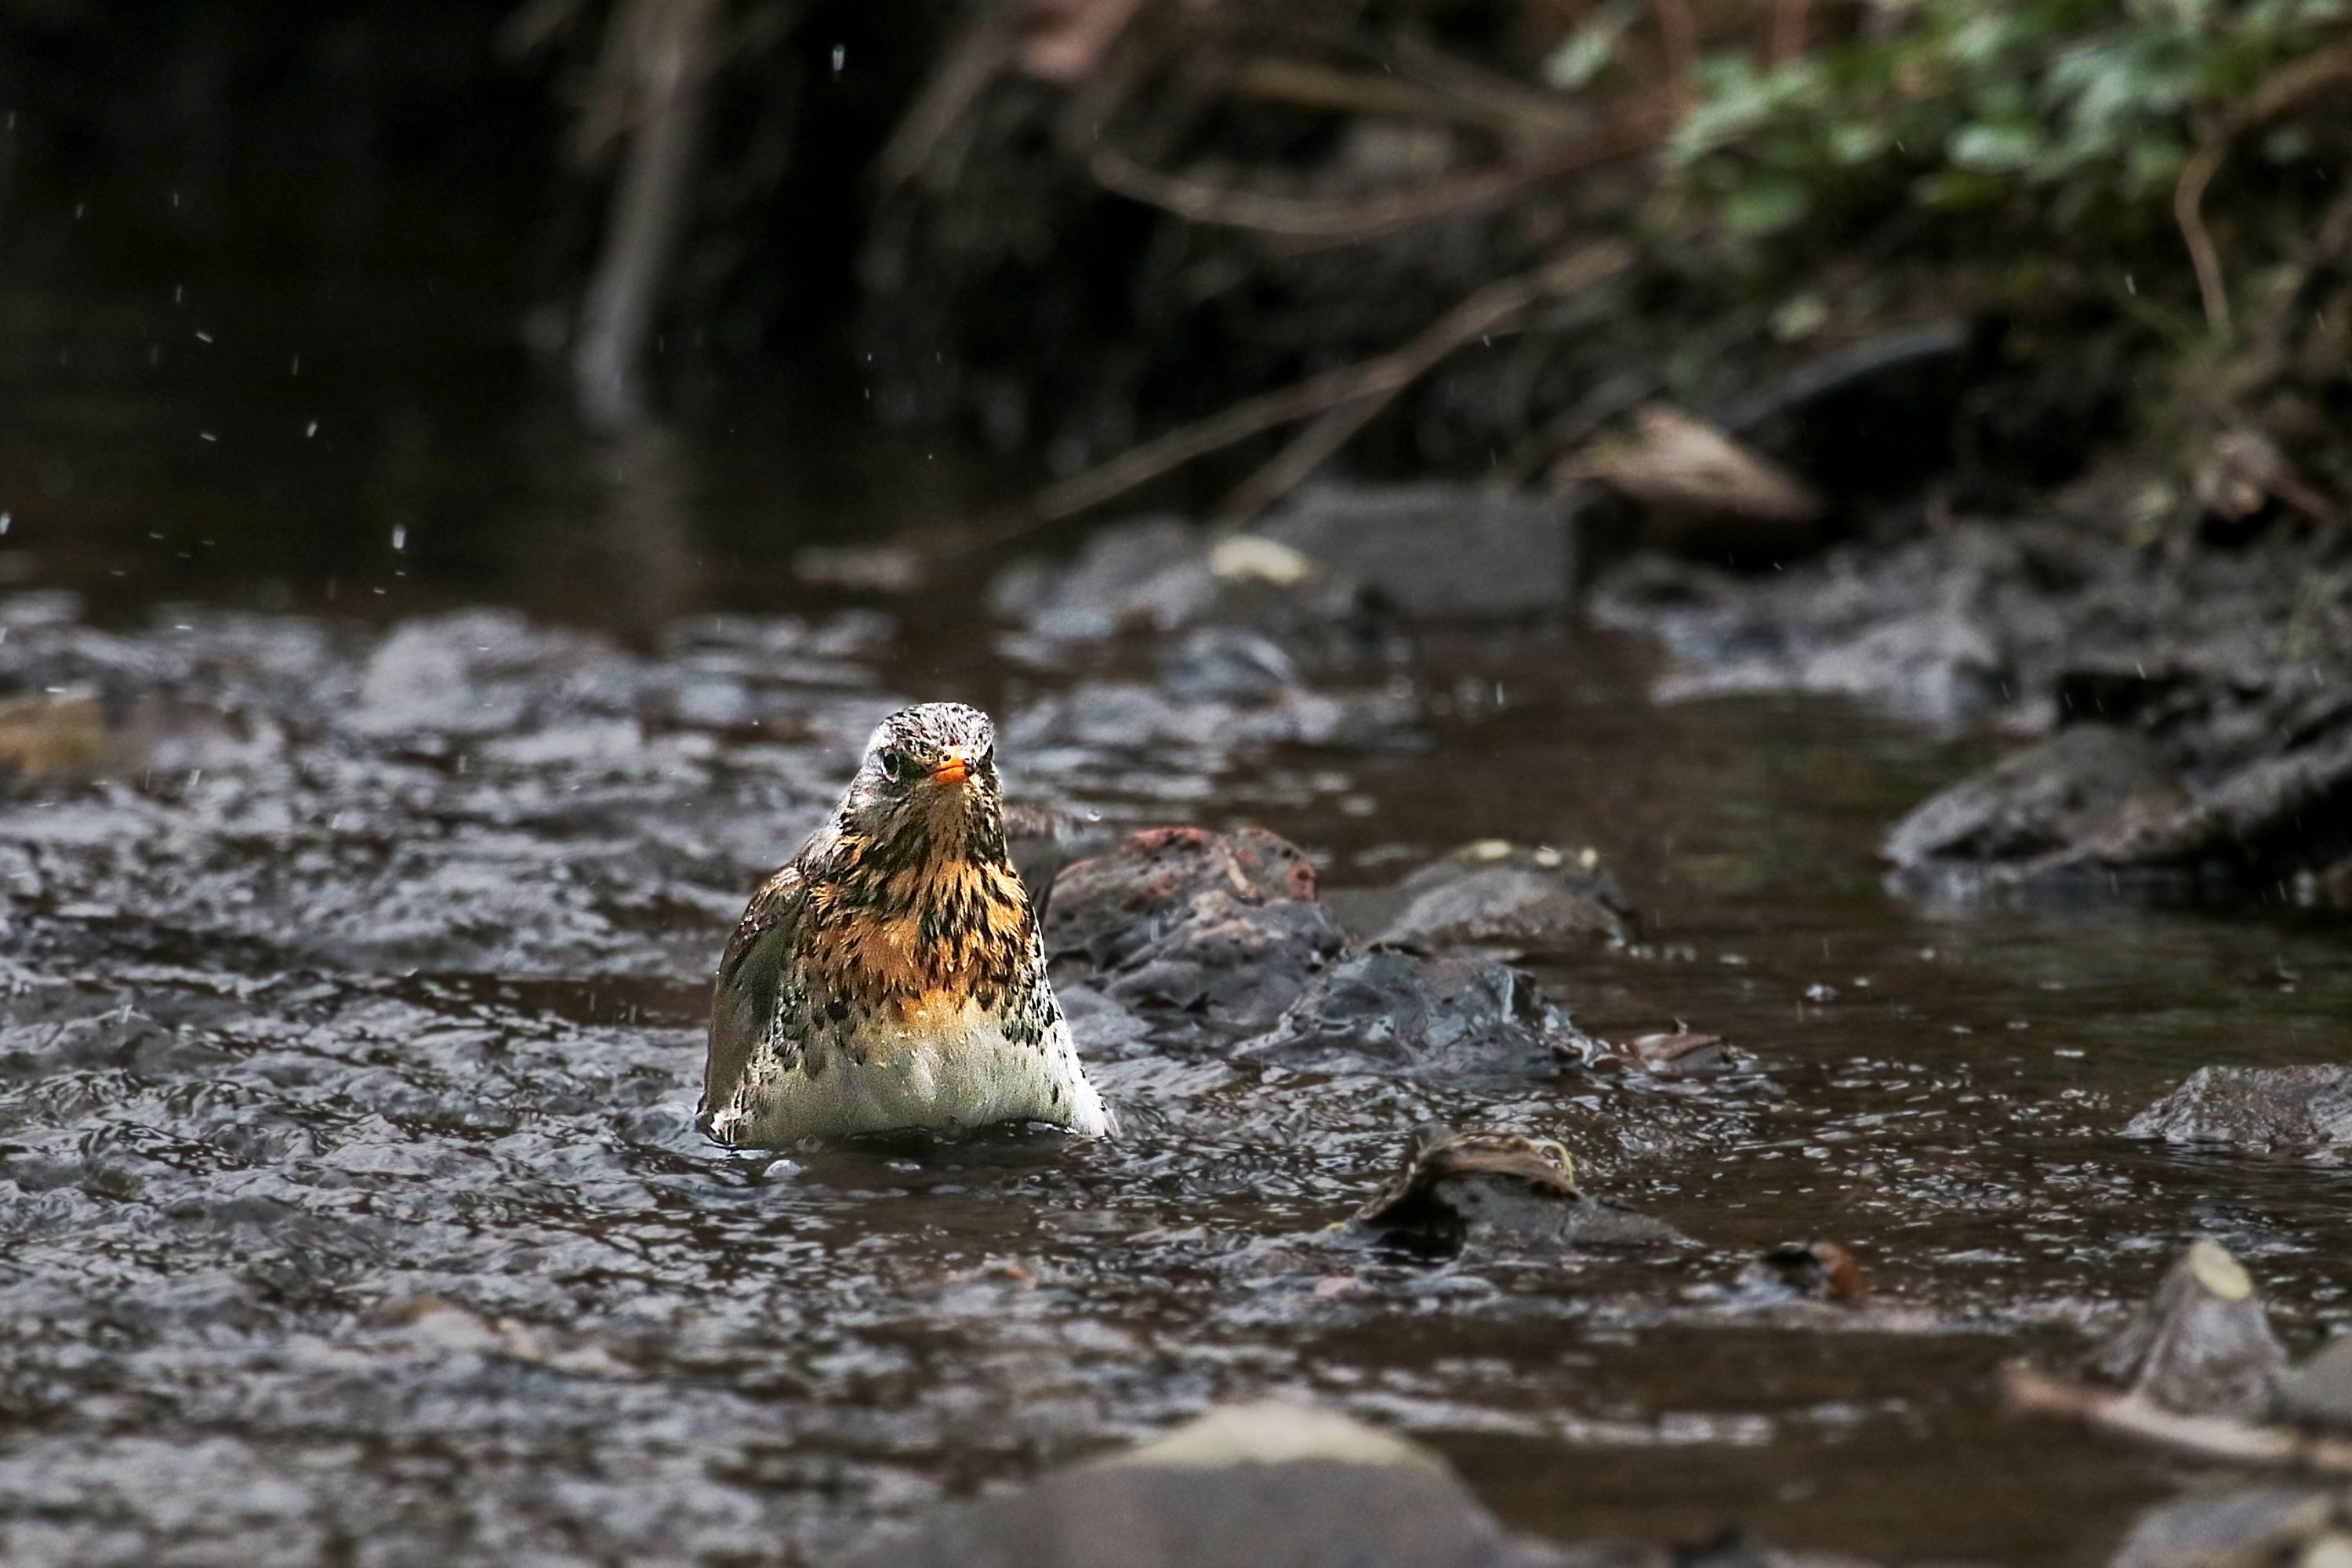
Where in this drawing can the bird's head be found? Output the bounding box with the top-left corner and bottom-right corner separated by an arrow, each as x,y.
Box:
837,702 -> 1005,862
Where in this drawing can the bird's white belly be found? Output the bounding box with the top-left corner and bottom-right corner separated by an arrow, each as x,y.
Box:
720,1000 -> 1112,1145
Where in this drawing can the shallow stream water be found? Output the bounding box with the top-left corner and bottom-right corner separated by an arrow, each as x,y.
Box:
4,191 -> 2351,1568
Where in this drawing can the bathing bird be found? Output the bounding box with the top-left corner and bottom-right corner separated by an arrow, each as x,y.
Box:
700,702 -> 1115,1145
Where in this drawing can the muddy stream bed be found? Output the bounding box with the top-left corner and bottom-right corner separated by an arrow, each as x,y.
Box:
4,230 -> 2352,1568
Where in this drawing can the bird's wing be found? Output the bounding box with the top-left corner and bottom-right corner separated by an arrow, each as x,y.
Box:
702,859 -> 809,1116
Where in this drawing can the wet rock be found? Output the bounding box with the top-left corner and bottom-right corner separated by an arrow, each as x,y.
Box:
1595,511 -> 2352,900
1240,952 -> 1591,1079
1884,724 -> 2190,873
836,1401 -> 1575,1568
1047,826 -> 1319,960
1044,828 -> 1344,1031
2127,1067 -> 2352,1160
987,516 -> 1217,639
2090,1240 -> 2288,1418
1254,482 -> 1577,621
1054,982 -> 1156,1059
1733,1243 -> 1870,1304
1598,1030 -> 1755,1078
1348,1125 -> 1686,1256
347,609 -> 614,740
2277,1336 -> 2352,1432
1006,675 -> 1418,756
2107,1488 -> 2347,1568
1156,626 -> 1303,704
1377,840 -> 1634,955
1589,532 -> 2022,725
987,515 -> 1381,651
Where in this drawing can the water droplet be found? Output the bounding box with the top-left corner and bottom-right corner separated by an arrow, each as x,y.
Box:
832,43 -> 846,72
305,421 -> 318,438
391,525 -> 406,551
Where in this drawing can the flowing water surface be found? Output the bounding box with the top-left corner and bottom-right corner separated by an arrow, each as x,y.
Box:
2,191 -> 2351,1568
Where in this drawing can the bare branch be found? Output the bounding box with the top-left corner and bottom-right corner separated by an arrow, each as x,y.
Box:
2005,1365 -> 2352,1474
2175,42 -> 2352,336
1218,241 -> 1634,519
1033,241 -> 1632,524
1088,111 -> 1668,245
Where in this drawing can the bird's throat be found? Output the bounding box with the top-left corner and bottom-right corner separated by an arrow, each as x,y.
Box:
808,837 -> 1036,1014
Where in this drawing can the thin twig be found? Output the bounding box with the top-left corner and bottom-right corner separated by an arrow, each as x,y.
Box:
1033,241 -> 1632,523
1225,56 -> 1583,142
2175,42 -> 2352,336
1218,241 -> 1634,520
2005,1365 -> 2352,1474
1089,110 -> 1668,245
1033,365 -> 1402,521
2176,140 -> 2235,338
876,4 -> 1023,192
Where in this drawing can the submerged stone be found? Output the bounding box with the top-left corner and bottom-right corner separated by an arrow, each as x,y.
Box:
1240,953 -> 1590,1079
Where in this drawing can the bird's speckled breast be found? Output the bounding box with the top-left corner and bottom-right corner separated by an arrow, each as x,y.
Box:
803,839 -> 1037,1008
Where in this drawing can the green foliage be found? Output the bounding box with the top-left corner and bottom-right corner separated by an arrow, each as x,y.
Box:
1664,0 -> 2350,252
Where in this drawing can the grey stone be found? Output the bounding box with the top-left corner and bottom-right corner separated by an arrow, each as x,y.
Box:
1885,724 -> 2190,869
2277,1335 -> 2352,1432
1240,952 -> 1588,1079
2090,1240 -> 2288,1419
1258,482 -> 1575,620
2127,1067 -> 2352,1159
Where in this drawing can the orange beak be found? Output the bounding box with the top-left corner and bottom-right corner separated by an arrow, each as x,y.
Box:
931,753 -> 971,786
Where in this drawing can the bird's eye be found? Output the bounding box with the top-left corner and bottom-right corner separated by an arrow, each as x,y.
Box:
877,748 -> 913,783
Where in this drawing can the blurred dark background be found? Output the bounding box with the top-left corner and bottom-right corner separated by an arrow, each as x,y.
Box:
2,0 -> 2348,622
